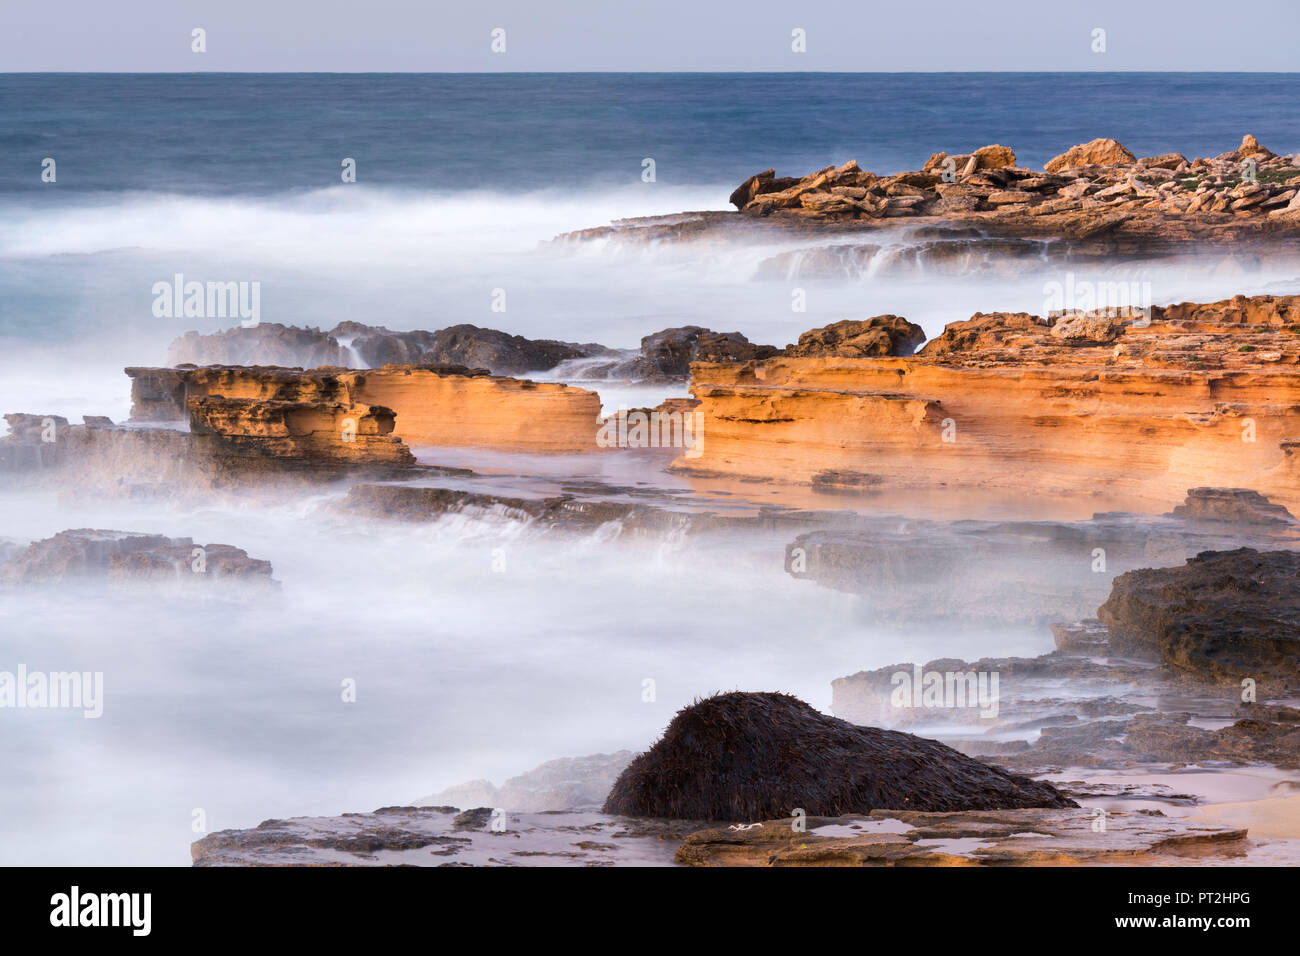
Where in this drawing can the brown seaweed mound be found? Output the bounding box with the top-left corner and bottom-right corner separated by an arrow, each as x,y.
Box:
603,691 -> 1075,819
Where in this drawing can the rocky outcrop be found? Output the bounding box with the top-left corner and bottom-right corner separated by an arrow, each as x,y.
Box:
602,692 -> 1074,820
0,401 -> 425,494
1097,548 -> 1300,685
166,324 -> 348,368
679,294 -> 1300,513
167,322 -> 609,376
633,327 -> 778,381
165,321 -> 780,383
783,315 -> 926,358
1044,137 -> 1137,173
0,529 -> 274,586
722,136 -> 1300,247
416,752 -> 634,812
1168,487 -> 1296,526
188,396 -> 414,467
126,364 -> 603,453
340,322 -> 608,375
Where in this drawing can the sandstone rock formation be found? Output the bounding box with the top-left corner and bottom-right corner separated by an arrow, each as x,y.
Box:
678,294 -> 1300,513
0,529 -> 274,585
126,364 -> 603,453
1044,137 -> 1137,173
722,135 -> 1300,247
1097,548 -> 1300,685
784,315 -> 926,358
602,691 -> 1074,820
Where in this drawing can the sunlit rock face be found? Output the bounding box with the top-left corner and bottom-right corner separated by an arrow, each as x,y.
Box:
125,364 -> 603,454
727,135 -> 1300,247
677,294 -> 1300,514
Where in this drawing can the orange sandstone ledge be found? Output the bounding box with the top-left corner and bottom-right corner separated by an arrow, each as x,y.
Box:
126,363 -> 603,454
673,294 -> 1300,513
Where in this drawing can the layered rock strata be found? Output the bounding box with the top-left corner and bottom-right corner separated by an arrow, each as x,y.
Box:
680,294 -> 1300,513
125,364 -> 602,454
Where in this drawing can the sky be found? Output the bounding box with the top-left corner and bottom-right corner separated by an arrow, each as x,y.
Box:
1,0 -> 1298,72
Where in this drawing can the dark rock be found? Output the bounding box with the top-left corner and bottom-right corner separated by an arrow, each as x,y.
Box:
167,324 -> 347,368
0,529 -> 275,585
602,691 -> 1075,820
376,323 -> 603,376
634,326 -> 778,380
1097,548 -> 1300,686
451,807 -> 495,831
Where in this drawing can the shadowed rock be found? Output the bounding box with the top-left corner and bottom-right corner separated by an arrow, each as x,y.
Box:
602,691 -> 1075,820
0,529 -> 274,586
1097,548 -> 1300,686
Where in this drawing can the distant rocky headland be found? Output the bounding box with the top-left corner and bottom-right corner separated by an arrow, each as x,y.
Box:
554,135 -> 1300,275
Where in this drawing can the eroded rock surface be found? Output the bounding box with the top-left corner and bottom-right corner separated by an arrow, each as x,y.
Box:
125,364 -> 602,453
724,136 -> 1300,247
682,294 -> 1300,513
784,315 -> 926,358
1097,548 -> 1300,685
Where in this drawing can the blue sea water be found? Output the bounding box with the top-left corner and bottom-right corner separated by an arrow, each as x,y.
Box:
3,73 -> 1299,195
